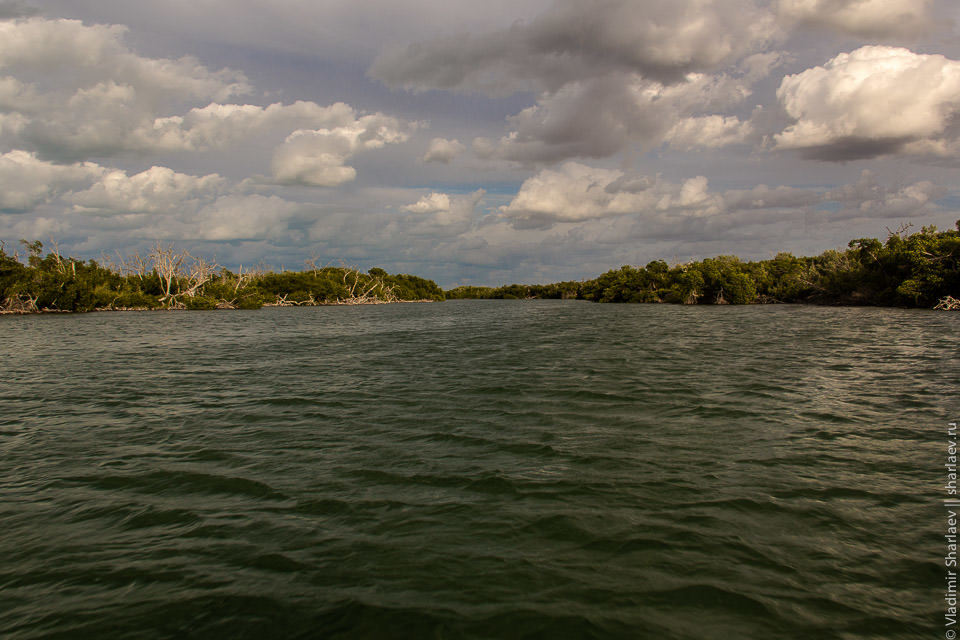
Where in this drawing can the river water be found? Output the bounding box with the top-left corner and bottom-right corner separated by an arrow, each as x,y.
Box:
1,301 -> 956,638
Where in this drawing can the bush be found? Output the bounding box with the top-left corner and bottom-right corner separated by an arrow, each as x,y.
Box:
184,295 -> 217,310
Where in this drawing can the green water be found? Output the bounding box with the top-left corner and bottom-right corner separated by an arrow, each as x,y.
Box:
1,301 -> 956,639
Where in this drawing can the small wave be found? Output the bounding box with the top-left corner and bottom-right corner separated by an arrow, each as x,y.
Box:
643,583 -> 774,618
68,469 -> 289,501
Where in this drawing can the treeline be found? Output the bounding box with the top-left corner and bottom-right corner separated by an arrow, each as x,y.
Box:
0,241 -> 443,313
447,223 -> 960,308
5,224 -> 959,313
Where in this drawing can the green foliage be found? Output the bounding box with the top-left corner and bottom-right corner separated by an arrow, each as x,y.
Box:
111,290 -> 160,309
234,296 -> 264,310
446,224 -> 960,308
183,295 -> 218,310
445,285 -> 498,299
5,225 -> 959,313
0,242 -> 444,313
384,273 -> 445,301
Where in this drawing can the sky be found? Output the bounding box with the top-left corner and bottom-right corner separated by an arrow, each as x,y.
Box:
0,0 -> 959,287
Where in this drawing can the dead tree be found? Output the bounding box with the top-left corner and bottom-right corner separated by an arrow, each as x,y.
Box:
150,242 -> 186,303
885,222 -> 914,241
305,253 -> 325,277
47,237 -> 67,275
180,253 -> 219,298
935,296 -> 960,310
336,263 -> 399,304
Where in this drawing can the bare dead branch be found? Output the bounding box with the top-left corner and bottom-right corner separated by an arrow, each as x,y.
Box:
935,296 -> 960,310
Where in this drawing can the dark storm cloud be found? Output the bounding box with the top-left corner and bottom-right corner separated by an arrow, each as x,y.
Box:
370,0 -> 777,96
795,136 -> 915,162
472,70 -> 755,165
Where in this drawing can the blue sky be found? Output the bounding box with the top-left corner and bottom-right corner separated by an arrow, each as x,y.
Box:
0,0 -> 959,286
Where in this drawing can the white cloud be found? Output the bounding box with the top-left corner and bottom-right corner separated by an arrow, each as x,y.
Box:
0,22 -> 417,165
191,195 -> 300,241
774,46 -> 960,160
271,113 -> 413,186
403,192 -> 451,214
500,162 -> 723,228
1,4 -> 957,286
422,137 -> 465,163
0,152 -> 303,244
0,150 -> 104,212
665,115 -> 754,150
0,17 -> 250,160
70,166 -> 226,214
401,189 -> 485,231
0,18 -> 248,100
131,100 -> 361,152
0,74 -> 37,111
499,161 -> 942,229
778,0 -> 934,38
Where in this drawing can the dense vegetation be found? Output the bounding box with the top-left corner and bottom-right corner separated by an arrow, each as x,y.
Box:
447,223 -> 960,308
0,241 -> 443,313
4,223 -> 960,313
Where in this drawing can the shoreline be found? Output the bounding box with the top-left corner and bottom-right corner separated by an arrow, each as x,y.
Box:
3,298 -> 954,316
0,299 -> 441,315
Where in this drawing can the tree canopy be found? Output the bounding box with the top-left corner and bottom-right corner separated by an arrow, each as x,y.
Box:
447,223 -> 960,308
0,241 -> 443,313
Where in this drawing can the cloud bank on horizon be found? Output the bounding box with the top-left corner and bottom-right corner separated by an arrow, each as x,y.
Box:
0,0 -> 958,286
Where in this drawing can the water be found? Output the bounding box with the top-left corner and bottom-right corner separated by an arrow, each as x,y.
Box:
1,301 -> 956,639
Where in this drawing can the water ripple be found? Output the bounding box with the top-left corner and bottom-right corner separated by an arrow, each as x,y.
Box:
0,301 -> 956,638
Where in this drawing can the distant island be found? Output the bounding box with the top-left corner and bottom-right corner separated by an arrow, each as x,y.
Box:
2,223 -> 959,313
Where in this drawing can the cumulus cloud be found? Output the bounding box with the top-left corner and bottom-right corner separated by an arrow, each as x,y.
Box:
499,161 -> 941,229
422,138 -> 465,163
403,192 -> 451,214
0,152 -> 304,244
189,195 -> 301,241
0,111 -> 26,137
0,17 -> 250,160
774,46 -> 960,160
369,0 -> 785,166
0,150 -> 104,212
132,101 -> 363,152
0,18 -> 248,100
371,0 -> 776,96
271,113 -> 413,186
474,72 -> 754,164
778,0 -> 934,38
664,115 -> 754,150
0,19 -> 415,169
826,169 -> 944,219
500,162 -> 723,228
3,4 -> 957,286
401,189 -> 485,232
70,166 -> 226,214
